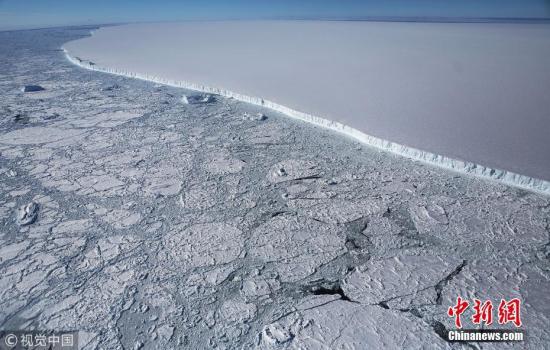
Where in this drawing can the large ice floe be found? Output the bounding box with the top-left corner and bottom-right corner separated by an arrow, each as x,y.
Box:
62,21 -> 550,194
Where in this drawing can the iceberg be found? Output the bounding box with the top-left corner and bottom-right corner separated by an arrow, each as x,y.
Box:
62,21 -> 550,195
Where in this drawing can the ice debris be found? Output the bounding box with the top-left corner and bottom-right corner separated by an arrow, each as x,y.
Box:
261,323 -> 293,345
182,94 -> 215,105
16,202 -> 39,226
101,83 -> 120,91
243,112 -> 267,121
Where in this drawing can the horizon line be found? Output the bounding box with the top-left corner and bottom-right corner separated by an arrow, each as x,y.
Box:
2,15 -> 550,32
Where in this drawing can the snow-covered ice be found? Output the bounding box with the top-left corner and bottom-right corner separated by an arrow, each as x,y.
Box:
1,26 -> 549,349
63,21 -> 550,193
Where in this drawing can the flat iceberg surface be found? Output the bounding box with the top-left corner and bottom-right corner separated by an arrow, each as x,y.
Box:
64,21 -> 550,184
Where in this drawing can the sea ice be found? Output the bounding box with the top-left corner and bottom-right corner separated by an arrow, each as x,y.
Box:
1,27 -> 548,349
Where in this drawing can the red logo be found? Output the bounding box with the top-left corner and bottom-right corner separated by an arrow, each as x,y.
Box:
498,298 -> 522,328
448,297 -> 522,329
447,297 -> 469,328
472,299 -> 493,326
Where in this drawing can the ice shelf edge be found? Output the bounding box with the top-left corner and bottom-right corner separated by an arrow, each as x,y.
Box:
62,47 -> 550,196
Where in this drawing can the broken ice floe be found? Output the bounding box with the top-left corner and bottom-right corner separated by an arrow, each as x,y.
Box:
16,202 -> 39,226
181,94 -> 215,105
21,85 -> 45,92
52,219 -> 93,235
160,222 -> 244,272
0,126 -> 85,145
301,199 -> 383,224
248,214 -> 346,282
261,301 -> 450,349
205,151 -> 245,175
342,255 -> 463,306
409,203 -> 449,234
100,209 -> 142,229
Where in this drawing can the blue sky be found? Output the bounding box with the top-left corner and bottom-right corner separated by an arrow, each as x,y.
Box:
1,0 -> 549,29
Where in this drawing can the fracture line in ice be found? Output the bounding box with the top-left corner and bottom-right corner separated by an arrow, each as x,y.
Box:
63,48 -> 550,196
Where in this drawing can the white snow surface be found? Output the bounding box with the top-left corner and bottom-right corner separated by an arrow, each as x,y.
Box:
63,21 -> 550,194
